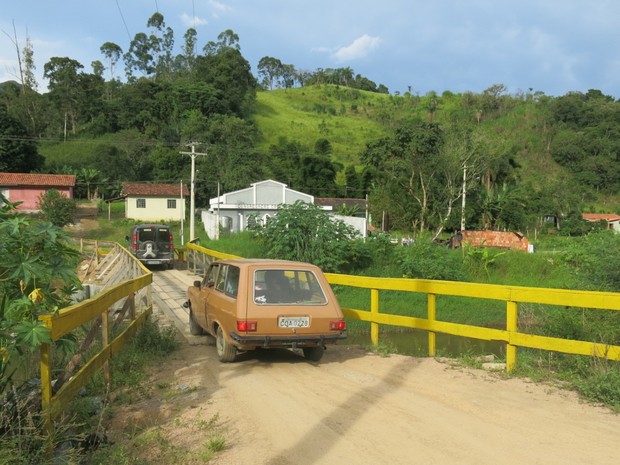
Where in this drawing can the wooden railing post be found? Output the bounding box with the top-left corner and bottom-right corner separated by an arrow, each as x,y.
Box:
102,307 -> 110,386
428,293 -> 437,357
370,288 -> 379,347
506,300 -> 518,372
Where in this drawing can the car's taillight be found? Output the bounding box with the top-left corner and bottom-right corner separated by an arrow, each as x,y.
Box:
132,234 -> 138,251
237,320 -> 257,332
169,234 -> 174,250
330,319 -> 346,331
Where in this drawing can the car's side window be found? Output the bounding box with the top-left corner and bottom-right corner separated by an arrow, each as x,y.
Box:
224,266 -> 240,298
215,265 -> 228,292
203,263 -> 220,288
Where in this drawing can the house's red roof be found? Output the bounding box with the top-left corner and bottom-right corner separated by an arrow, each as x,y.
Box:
314,197 -> 367,209
0,172 -> 76,187
122,182 -> 189,197
582,213 -> 620,222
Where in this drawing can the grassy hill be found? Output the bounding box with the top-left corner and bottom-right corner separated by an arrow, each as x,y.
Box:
251,86 -> 565,187
251,86 -> 394,166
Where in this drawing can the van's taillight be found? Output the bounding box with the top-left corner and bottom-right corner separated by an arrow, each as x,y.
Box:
169,234 -> 174,250
237,320 -> 257,332
330,319 -> 346,331
132,234 -> 138,251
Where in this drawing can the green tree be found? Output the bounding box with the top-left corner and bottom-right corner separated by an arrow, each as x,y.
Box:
257,56 -> 283,90
37,189 -> 76,227
258,201 -> 361,272
77,167 -> 101,200
195,30 -> 256,116
0,104 -> 44,172
0,196 -> 81,396
100,41 -> 123,81
361,122 -> 444,232
43,56 -> 84,138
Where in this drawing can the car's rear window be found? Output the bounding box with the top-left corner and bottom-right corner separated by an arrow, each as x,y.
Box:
254,269 -> 327,305
137,227 -> 170,243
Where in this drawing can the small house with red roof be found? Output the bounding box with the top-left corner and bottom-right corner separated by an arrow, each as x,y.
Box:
121,182 -> 189,222
0,172 -> 76,212
582,213 -> 620,233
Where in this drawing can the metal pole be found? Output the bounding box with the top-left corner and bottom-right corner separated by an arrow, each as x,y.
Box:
180,143 -> 208,241
190,145 -> 196,240
180,180 -> 184,244
460,164 -> 467,231
216,181 -> 220,240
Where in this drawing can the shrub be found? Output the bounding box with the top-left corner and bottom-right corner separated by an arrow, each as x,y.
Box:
37,189 -> 77,227
558,230 -> 620,291
257,201 -> 361,273
396,238 -> 467,281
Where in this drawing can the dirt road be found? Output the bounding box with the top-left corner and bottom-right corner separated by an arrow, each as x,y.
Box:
113,269 -> 620,465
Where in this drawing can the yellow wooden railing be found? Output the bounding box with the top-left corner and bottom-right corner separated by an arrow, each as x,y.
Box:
38,244 -> 153,432
185,242 -> 620,372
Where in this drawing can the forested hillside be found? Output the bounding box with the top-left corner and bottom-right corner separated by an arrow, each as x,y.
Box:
1,12 -> 619,237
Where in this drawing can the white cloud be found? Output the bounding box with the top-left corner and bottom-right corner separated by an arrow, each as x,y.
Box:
209,0 -> 231,18
179,13 -> 208,28
331,34 -> 381,62
209,0 -> 230,12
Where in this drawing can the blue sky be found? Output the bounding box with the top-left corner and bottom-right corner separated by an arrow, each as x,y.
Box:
1,0 -> 619,97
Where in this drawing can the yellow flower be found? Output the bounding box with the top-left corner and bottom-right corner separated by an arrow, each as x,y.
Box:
28,288 -> 44,303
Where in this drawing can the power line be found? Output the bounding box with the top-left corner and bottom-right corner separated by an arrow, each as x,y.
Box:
192,0 -> 196,30
114,0 -> 132,41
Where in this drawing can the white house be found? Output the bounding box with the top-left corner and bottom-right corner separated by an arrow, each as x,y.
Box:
203,180 -> 313,237
122,182 -> 189,222
202,179 -> 367,239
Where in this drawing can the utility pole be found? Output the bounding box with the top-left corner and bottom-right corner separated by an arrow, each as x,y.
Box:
179,180 -> 184,244
180,143 -> 208,241
460,163 -> 467,231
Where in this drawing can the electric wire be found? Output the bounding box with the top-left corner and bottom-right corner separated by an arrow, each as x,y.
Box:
114,0 -> 132,41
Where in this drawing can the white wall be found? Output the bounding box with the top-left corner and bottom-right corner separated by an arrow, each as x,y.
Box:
126,196 -> 185,222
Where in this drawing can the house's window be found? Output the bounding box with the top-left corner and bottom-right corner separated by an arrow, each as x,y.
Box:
136,198 -> 146,208
167,199 -> 176,209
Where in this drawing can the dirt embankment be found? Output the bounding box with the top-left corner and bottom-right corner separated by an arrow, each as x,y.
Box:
105,340 -> 619,465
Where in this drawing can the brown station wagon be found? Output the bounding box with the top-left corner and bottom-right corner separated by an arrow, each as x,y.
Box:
185,258 -> 347,362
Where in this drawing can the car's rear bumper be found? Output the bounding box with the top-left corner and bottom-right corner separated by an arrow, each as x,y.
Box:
230,332 -> 347,348
139,258 -> 173,265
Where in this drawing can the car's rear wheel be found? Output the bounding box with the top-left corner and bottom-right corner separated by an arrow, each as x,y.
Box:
216,326 -> 236,362
188,308 -> 203,335
303,346 -> 324,362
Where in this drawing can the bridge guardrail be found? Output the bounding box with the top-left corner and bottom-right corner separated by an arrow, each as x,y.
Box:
38,242 -> 153,432
184,242 -> 620,372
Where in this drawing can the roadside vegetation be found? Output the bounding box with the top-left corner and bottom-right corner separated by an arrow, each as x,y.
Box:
1,8 -> 620,462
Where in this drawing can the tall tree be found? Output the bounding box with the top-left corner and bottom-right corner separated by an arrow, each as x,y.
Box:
257,56 -> 283,90
100,41 -> 123,81
0,104 -> 44,172
43,57 -> 84,139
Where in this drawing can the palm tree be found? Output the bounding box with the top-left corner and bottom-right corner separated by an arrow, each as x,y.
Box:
78,168 -> 100,200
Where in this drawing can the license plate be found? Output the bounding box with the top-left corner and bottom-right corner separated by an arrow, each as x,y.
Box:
278,316 -> 310,328
147,260 -> 160,265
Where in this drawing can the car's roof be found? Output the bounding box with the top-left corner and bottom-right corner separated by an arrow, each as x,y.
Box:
213,258 -> 319,269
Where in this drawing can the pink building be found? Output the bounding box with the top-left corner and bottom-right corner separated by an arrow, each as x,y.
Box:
0,172 -> 76,212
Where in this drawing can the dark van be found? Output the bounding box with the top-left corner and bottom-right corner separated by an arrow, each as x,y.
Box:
126,224 -> 174,269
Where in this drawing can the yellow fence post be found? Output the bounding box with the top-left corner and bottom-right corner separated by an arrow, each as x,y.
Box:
506,300 -> 518,372
102,306 -> 110,386
40,341 -> 53,449
427,293 -> 437,357
370,288 -> 379,347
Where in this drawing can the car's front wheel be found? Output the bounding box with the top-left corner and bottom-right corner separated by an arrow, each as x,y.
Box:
303,346 -> 325,362
216,326 -> 236,362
